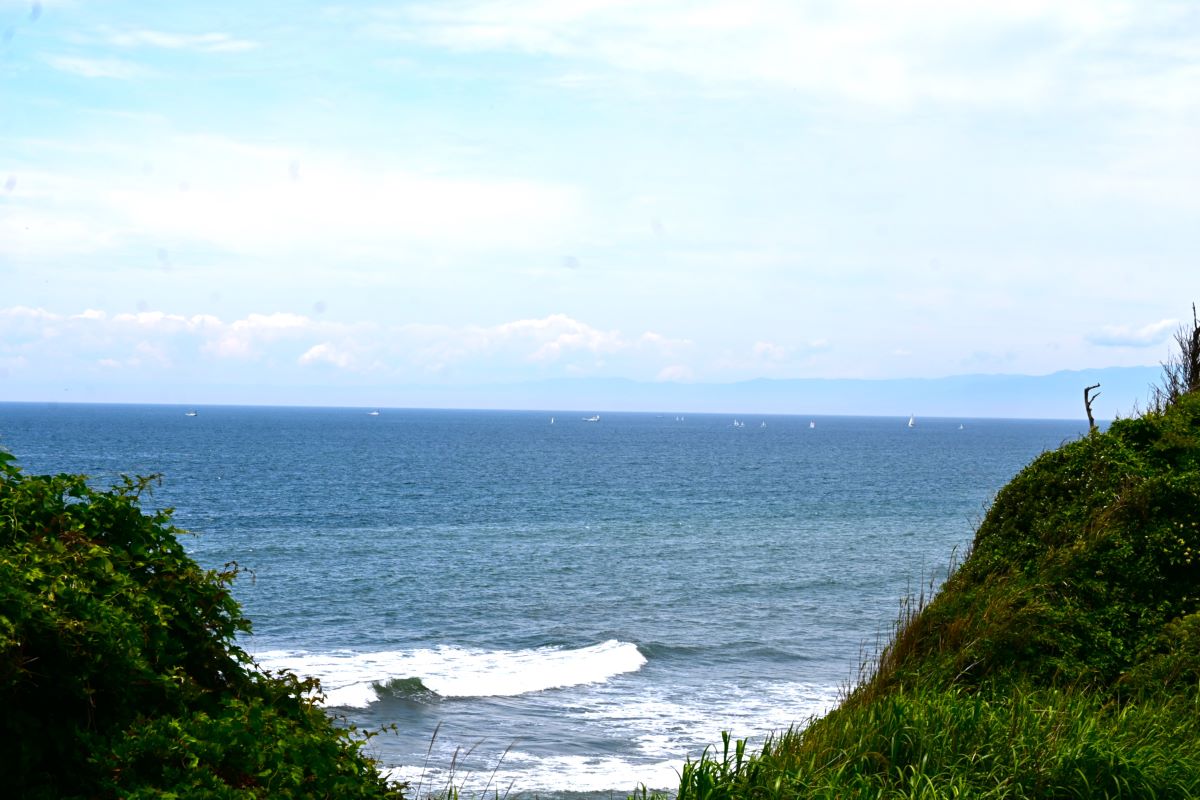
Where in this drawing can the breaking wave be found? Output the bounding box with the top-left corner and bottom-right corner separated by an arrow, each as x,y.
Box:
255,639 -> 647,708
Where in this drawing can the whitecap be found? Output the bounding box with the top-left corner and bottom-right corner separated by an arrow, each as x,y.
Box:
254,639 -> 646,708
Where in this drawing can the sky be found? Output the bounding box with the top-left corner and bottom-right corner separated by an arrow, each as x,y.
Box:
2,0 -> 1199,410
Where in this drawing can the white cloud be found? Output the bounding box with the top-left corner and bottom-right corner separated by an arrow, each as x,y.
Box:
0,307 -> 697,382
112,311 -> 186,329
0,306 -> 59,321
401,314 -> 643,369
203,313 -> 329,359
105,29 -> 259,53
639,331 -> 693,357
5,134 -> 582,261
203,335 -> 253,359
1087,318 -> 1178,347
299,342 -> 355,369
230,313 -> 313,333
43,54 -> 147,79
0,306 -> 335,365
383,0 -> 1172,111
752,341 -> 789,362
511,315 -> 626,362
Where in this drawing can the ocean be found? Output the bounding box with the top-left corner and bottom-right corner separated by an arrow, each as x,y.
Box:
0,403 -> 1087,797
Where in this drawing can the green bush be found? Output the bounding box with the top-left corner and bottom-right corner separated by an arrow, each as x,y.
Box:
0,451 -> 406,799
836,391 -> 1200,696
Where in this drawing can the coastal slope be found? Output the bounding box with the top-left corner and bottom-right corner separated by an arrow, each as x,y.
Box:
672,391 -> 1200,798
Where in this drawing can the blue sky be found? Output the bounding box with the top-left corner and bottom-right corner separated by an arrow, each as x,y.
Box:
2,1 -> 1199,407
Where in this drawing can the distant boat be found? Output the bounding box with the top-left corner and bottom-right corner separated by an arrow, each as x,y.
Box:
760,421 -> 767,428
810,420 -> 816,429
367,410 -> 380,416
959,423 -> 964,430
550,417 -> 555,424
583,415 -> 600,422
908,414 -> 916,428
184,410 -> 198,417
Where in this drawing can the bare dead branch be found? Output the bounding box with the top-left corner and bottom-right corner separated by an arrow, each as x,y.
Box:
1084,383 -> 1101,431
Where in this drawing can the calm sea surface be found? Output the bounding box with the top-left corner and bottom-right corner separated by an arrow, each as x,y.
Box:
0,403 -> 1086,797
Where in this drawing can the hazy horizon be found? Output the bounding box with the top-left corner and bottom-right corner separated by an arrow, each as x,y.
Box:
0,364 -> 1162,421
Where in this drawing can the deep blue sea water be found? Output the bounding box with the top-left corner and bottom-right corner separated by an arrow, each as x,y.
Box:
0,403 -> 1087,796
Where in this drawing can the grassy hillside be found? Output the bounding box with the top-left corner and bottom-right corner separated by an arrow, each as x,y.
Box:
663,390 -> 1200,799
0,452 -> 407,799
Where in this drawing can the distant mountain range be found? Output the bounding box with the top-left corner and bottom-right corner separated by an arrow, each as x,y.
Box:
7,366 -> 1162,421
366,366 -> 1162,421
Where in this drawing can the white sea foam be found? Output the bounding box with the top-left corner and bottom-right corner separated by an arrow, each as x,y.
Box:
571,679 -> 842,760
381,679 -> 842,794
388,752 -> 684,795
254,639 -> 647,708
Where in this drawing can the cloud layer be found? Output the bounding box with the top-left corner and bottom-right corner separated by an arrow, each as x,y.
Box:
1088,319 -> 1179,348
4,1 -> 1198,403
0,307 -> 709,384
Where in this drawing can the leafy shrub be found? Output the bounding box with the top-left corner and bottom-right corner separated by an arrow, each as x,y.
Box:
870,390 -> 1200,693
0,451 -> 406,799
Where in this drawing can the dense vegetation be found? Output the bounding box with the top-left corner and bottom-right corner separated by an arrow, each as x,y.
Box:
659,385 -> 1200,796
0,452 -> 406,799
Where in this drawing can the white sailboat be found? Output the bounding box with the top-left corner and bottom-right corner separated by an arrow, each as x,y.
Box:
367,410 -> 380,416
907,414 -> 915,428
810,420 -> 815,429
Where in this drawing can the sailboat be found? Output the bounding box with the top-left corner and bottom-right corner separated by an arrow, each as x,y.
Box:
550,417 -> 555,425
367,410 -> 380,416
810,420 -> 815,429
907,414 -> 915,428
184,410 -> 198,417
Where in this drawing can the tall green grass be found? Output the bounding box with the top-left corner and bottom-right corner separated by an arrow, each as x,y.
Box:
661,686 -> 1200,800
